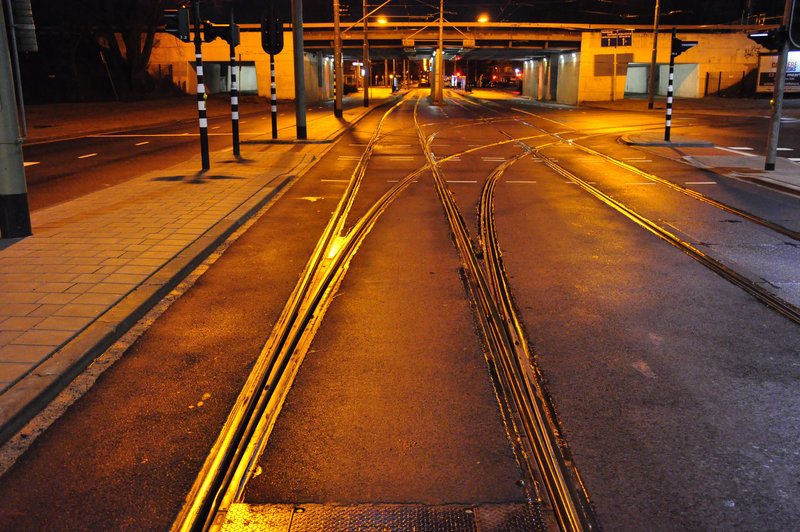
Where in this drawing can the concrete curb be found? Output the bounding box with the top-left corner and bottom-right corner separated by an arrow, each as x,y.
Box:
620,132 -> 714,148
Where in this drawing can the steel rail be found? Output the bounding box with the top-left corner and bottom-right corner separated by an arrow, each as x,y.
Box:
459,94 -> 800,325
501,100 -> 800,242
415,96 -> 597,532
171,94 -> 421,532
534,149 -> 800,326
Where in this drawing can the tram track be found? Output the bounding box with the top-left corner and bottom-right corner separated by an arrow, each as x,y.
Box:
457,93 -> 800,325
171,94 -> 433,531
417,95 -> 600,531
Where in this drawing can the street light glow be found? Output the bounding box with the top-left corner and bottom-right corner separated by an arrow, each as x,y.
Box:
478,14 -> 489,23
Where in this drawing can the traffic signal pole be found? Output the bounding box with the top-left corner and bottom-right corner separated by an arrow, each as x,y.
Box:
229,9 -> 240,157
0,0 -> 31,238
765,0 -> 794,171
664,28 -> 677,141
193,2 -> 210,170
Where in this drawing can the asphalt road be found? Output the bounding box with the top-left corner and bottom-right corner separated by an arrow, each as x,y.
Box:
1,91 -> 799,530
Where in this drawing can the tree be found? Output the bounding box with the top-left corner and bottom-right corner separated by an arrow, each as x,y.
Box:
93,0 -> 164,94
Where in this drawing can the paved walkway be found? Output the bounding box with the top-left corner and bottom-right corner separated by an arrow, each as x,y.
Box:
0,88 -> 398,443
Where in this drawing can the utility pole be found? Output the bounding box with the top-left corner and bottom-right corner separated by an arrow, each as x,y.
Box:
292,0 -> 307,139
647,0 -> 660,109
363,0 -> 369,106
333,0 -> 343,118
0,0 -> 31,238
765,0 -> 793,171
433,0 -> 444,104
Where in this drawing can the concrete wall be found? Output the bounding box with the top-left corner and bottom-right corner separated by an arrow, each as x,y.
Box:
147,31 -> 334,104
556,52 -> 580,105
578,30 -> 762,102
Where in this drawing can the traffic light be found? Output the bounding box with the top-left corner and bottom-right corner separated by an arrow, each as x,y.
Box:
203,21 -> 239,46
163,6 -> 191,42
671,35 -> 698,57
261,11 -> 284,55
790,0 -> 799,48
748,28 -> 785,51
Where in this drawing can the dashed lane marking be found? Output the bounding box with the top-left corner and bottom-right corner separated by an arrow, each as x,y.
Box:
447,180 -> 478,183
78,153 -> 98,159
685,181 -> 717,185
24,161 -> 40,167
321,179 -> 350,183
135,141 -> 149,146
506,180 -> 537,183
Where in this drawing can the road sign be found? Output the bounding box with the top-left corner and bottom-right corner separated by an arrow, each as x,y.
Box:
601,30 -> 632,47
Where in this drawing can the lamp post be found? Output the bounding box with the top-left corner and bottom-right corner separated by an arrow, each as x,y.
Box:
433,0 -> 443,104
334,0 -> 343,117
363,0 -> 370,106
647,0 -> 660,109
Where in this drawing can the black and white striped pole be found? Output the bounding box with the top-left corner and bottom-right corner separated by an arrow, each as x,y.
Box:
228,9 -> 240,157
664,54 -> 674,140
193,1 -> 210,170
270,54 -> 278,139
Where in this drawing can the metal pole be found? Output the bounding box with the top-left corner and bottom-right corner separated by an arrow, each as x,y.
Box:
3,0 -> 28,138
333,0 -> 343,118
647,0 -> 660,109
229,9 -> 239,157
363,0 -> 369,106
291,0 -> 307,139
0,0 -> 31,238
664,27 -> 676,142
433,0 -> 444,104
193,1 -> 210,170
765,0 -> 793,171
270,54 -> 278,138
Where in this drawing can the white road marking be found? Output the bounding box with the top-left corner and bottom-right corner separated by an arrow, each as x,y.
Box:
506,180 -> 537,183
717,146 -> 757,157
728,146 -> 753,150
777,147 -> 794,151
390,156 -> 415,160
24,161 -> 40,167
481,156 -> 506,161
78,153 -> 97,159
321,179 -> 350,183
685,181 -> 717,185
135,141 -> 149,146
447,180 -> 477,183
626,182 -> 657,185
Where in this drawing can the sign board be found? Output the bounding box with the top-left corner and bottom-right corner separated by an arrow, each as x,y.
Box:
756,51 -> 800,93
601,30 -> 632,47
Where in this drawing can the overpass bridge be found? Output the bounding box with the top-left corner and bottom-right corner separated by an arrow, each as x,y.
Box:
149,21 -> 775,104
